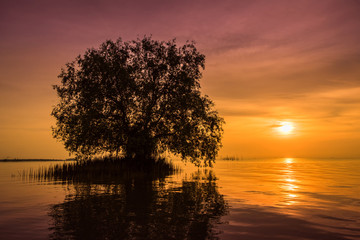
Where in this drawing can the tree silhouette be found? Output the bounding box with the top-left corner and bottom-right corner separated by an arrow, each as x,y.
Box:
52,36 -> 224,165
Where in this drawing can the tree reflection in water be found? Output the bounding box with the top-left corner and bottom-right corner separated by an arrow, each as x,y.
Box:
48,169 -> 228,240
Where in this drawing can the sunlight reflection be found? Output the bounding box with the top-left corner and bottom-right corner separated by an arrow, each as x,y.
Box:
280,158 -> 300,206
285,158 -> 293,164
285,193 -> 298,205
285,178 -> 296,182
288,194 -> 297,198
285,183 -> 298,191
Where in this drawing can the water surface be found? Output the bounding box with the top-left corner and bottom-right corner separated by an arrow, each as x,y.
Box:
0,158 -> 359,239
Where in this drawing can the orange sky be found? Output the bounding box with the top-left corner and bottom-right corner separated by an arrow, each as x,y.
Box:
1,0 -> 360,159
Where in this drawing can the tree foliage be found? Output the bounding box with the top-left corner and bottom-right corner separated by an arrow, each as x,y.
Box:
52,36 -> 224,165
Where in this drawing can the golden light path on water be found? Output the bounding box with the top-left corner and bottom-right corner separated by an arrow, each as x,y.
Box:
209,158 -> 360,226
174,158 -> 307,211
281,158 -> 299,206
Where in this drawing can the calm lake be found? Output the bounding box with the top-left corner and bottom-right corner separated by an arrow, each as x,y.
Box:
0,158 -> 359,239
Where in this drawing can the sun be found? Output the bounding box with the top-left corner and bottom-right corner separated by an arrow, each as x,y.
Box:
277,121 -> 294,135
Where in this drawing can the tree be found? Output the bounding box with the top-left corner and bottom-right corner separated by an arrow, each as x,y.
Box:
52,36 -> 224,166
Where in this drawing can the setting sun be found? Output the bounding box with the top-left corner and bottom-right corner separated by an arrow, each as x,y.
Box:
277,121 -> 294,135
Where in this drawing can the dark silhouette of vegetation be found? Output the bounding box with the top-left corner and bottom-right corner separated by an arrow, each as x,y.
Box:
46,169 -> 228,240
52,36 -> 224,166
24,157 -> 178,184
0,158 -> 64,162
220,155 -> 241,161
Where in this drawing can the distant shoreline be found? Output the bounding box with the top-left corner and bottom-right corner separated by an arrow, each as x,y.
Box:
0,159 -> 71,162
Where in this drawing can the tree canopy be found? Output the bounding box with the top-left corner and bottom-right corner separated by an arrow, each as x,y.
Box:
52,36 -> 224,166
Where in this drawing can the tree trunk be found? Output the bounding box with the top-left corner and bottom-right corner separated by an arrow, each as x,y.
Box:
125,130 -> 156,162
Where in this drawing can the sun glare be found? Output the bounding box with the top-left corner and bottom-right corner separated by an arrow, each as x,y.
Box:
277,121 -> 294,135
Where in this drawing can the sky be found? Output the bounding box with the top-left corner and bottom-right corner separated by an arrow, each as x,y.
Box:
1,0 -> 360,159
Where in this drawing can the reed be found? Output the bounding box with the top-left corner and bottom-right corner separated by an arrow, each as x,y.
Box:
23,156 -> 179,183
